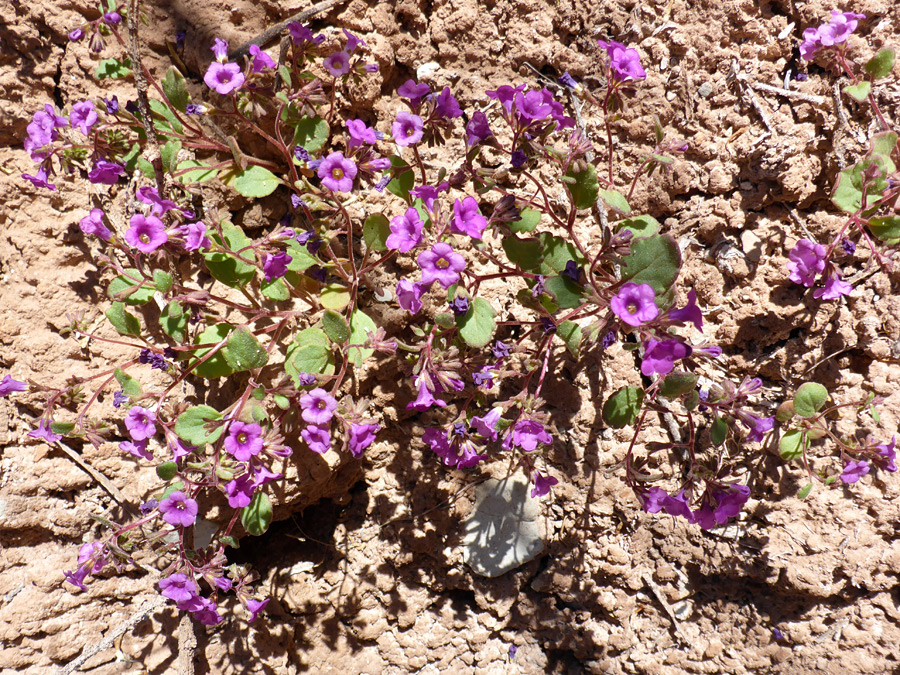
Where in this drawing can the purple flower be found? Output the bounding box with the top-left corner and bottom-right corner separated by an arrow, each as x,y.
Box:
69,28 -> 84,41
787,239 -> 827,286
103,96 -> 119,114
185,103 -> 205,115
249,44 -> 276,72
364,157 -> 391,172
317,152 -> 357,192
409,182 -> 449,213
663,489 -> 694,521
88,159 -> 125,185
22,166 -> 56,191
252,464 -> 283,488
63,566 -> 89,592
561,260 -> 581,283
246,598 -> 270,622
641,338 -> 691,377
813,274 -> 852,300
406,375 -> 447,412
610,282 -> 659,327
182,222 -> 211,251
29,418 -> 62,443
741,414 -> 774,443
451,196 -> 488,238
819,11 -> 865,47
323,50 -> 352,77
343,28 -> 365,53
486,84 -> 525,113
434,87 -> 463,119
224,421 -> 264,461
288,22 -> 316,44
211,37 -> 229,61
224,474 -> 255,508
507,419 -> 552,452
175,30 -> 186,51
125,406 -> 156,441
510,149 -> 527,169
559,72 -> 578,89
302,424 -> 331,454
598,40 -> 646,82
449,296 -> 470,317
300,388 -> 337,425
125,214 -> 168,253
136,186 -> 177,216
386,207 -> 424,252
666,289 -> 703,331
120,439 -> 152,460
640,487 -> 669,513
396,279 -> 426,314
840,459 -> 870,484
263,251 -> 292,281
601,330 -> 618,350
158,490 -> 199,528
297,372 -> 317,387
514,90 -> 552,122
159,573 -> 198,603
169,437 -> 196,461
103,11 -> 121,25
191,597 -> 223,625
70,101 -> 98,137
77,541 -> 108,574
0,375 -> 26,398
24,104 -> 68,161
418,242 -> 466,289
112,390 -> 129,409
203,62 -> 245,95
492,341 -> 511,359
874,437 -> 897,472
397,80 -> 431,107
346,119 -> 378,147
712,484 -> 750,523
349,423 -> 379,458
471,407 -> 502,441
466,111 -> 493,147
531,472 -> 559,498
841,238 -> 857,255
392,111 -> 424,147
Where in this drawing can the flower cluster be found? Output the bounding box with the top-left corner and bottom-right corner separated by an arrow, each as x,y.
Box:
799,10 -> 865,60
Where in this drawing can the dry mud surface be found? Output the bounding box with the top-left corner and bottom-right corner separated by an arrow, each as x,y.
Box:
2,0 -> 900,673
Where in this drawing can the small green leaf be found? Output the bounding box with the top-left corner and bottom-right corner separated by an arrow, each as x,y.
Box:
557,320 -> 582,358
321,310 -> 351,343
176,160 -> 217,184
285,239 -> 319,272
458,297 -> 496,349
598,188 -> 631,215
510,207 -> 541,234
242,491 -> 273,536
273,394 -> 290,410
544,275 -> 584,309
434,312 -> 455,329
565,164 -> 599,210
229,165 -> 281,198
292,116 -> 330,153
779,429 -> 806,461
793,382 -> 828,418
865,48 -> 895,79
153,270 -> 174,294
156,462 -> 178,481
50,421 -> 76,436
96,57 -> 132,79
106,301 -> 141,336
108,269 -> 156,305
114,368 -> 142,397
321,283 -> 351,310
203,223 -> 256,288
285,328 -> 334,382
363,213 -> 391,252
617,215 -> 660,240
348,310 -> 377,367
387,157 -> 414,201
710,417 -> 727,446
223,327 -> 268,372
621,234 -> 681,296
175,405 -> 224,446
797,482 -> 813,499
659,371 -> 699,399
192,323 -> 235,378
870,131 -> 898,162
537,233 -> 581,273
261,277 -> 290,300
502,235 -> 543,271
160,140 -> 182,174
869,216 -> 900,243
843,81 -> 871,102
602,386 -> 644,428
161,301 -> 188,343
149,98 -> 183,135
161,66 -> 189,112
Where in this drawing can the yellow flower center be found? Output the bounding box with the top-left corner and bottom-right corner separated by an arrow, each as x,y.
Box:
626,301 -> 638,314
139,233 -> 150,244
436,257 -> 449,269
237,432 -> 247,444
332,168 -> 344,180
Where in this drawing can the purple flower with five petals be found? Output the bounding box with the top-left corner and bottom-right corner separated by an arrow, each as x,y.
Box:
465,111 -> 493,147
70,101 -> 98,137
0,375 -> 26,398
125,214 -> 168,253
125,406 -> 156,441
88,159 -> 124,185
451,196 -> 488,238
349,423 -> 379,458
249,44 -> 276,72
610,282 -> 658,327
302,424 -> 331,454
386,207 -> 424,252
598,40 -> 646,82
317,152 -> 357,192
203,62 -> 245,95
392,111 -> 424,147
787,239 -> 826,286
323,51 -> 351,76
300,388 -> 337,425
397,80 -> 431,107
531,472 -> 559,498
224,421 -> 264,461
641,338 -> 691,377
418,242 -> 466,289
263,251 -> 292,281
840,459 -> 870,484
158,490 -> 199,527
396,279 -> 426,314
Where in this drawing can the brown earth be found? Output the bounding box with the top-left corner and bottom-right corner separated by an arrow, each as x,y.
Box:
2,0 -> 900,673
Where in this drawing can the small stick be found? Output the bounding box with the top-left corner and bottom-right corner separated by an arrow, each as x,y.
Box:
729,59 -> 774,136
54,440 -> 132,510
745,80 -> 826,106
640,570 -> 688,645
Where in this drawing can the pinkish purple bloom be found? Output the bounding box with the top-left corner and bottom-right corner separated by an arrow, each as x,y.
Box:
0,375 -> 26,397
741,414 -> 774,443
88,159 -> 124,185
840,459 -> 870,484
666,289 -> 703,331
252,464 -> 283,488
409,182 -> 449,213
610,282 -> 658,327
204,62 -> 245,95
125,214 -> 168,253
70,101 -> 98,137
712,484 -> 750,522
514,90 -> 552,122
211,37 -> 228,61
346,119 -> 378,147
434,87 -> 462,119
169,436 -> 196,461
190,596 -> 223,625
224,474 -> 255,508
465,111 -> 493,147
343,28 -> 365,53
407,375 -> 446,412
159,572 -> 198,603
249,44 -> 276,72
813,273 -> 852,300
158,490 -> 199,527
392,111 -> 424,147
531,472 -> 559,498
263,251 -> 292,281
69,28 -> 84,41
641,338 -> 691,377
507,419 -> 553,452
288,22 -> 316,44
24,104 -> 68,161
640,487 -> 669,513
136,186 -> 177,216
874,437 -> 897,472
22,166 -> 56,191
787,239 -> 827,286
182,222 -> 211,251
396,279 -> 426,314
224,421 -> 264,461
598,40 -> 646,82
302,424 -> 331,454
77,541 -> 108,574
349,423 -> 379,458
29,418 -> 62,444
471,407 -> 502,442
246,597 -> 270,622
386,207 -> 424,252
486,84 -> 525,113
662,489 -> 694,521
317,151 -> 357,192
323,51 -> 352,76
125,406 -> 157,441
300,388 -> 337,425
397,80 -> 431,107
120,439 -> 152,460
451,196 -> 488,239
418,242 -> 466,289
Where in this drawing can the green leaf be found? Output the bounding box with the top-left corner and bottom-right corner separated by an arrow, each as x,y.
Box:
191,323 -> 235,379
229,165 -> 281,198
866,48 -> 896,79
260,277 -> 290,300
510,207 -> 541,234
156,462 -> 178,481
161,66 -> 189,112
285,328 -> 334,382
96,57 -> 132,79
557,321 -> 582,358
203,223 -> 256,288
321,283 -> 351,310
779,429 -> 806,461
274,394 -> 291,410
797,482 -> 813,499
106,301 -> 141,336
386,157 -> 414,201
136,157 -> 155,179
843,81 -> 871,102
149,98 -> 183,135
458,297 -> 496,349
831,158 -> 889,213
348,310 -> 377,367
710,417 -> 728,446
285,239 -> 319,272
363,214 -> 391,252
870,131 -> 898,163
598,188 -> 631,215
565,164 -> 599,210
153,270 -> 174,294
108,269 -> 156,305
659,371 -> 699,399
242,491 -> 273,536
793,382 -> 828,418
617,215 -> 659,240
114,368 -> 142,397
869,216 -> 900,243
161,301 -> 188,342
160,140 -> 182,174
621,234 -> 681,295
321,310 -> 350,343
537,233 -> 581,273
602,386 -> 644,428
223,327 -> 268,372
292,116 -> 330,154
544,275 -> 584,309
175,405 -> 224,446
502,235 -> 543,271
176,160 -> 217,184
50,421 -> 76,436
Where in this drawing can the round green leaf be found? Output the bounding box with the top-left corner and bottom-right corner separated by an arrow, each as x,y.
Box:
348,310 -> 377,367
242,491 -> 273,536
865,48 -> 896,79
710,417 -> 727,446
106,301 -> 141,336
156,462 -> 178,481
363,214 -> 391,252
231,165 -> 281,198
223,327 -> 268,372
175,405 -> 224,446
621,234 -> 681,296
779,429 -> 806,461
598,188 -> 631,215
321,310 -> 351,344
108,269 -> 156,305
192,323 -> 235,379
793,382 -> 828,418
161,301 -> 188,343
510,207 -> 541,234
458,297 -> 496,349
565,164 -> 599,210
602,386 -> 644,428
